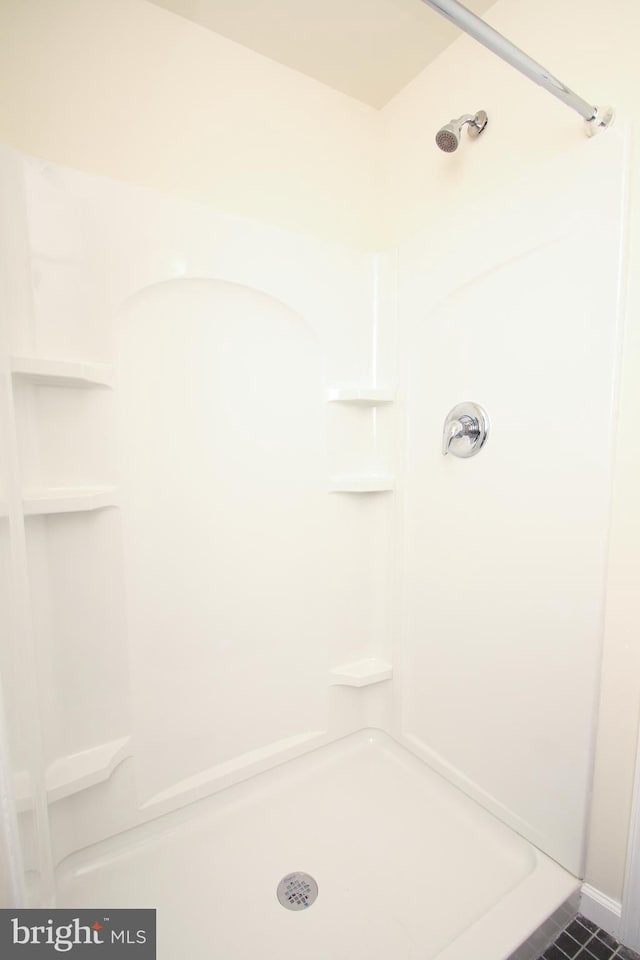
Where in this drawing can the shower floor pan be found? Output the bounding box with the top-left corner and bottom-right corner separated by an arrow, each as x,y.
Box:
56,730 -> 579,959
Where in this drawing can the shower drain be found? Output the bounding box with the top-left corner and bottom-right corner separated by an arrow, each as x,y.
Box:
276,872 -> 318,911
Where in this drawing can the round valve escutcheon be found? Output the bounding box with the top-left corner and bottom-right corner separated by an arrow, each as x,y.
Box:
442,402 -> 489,458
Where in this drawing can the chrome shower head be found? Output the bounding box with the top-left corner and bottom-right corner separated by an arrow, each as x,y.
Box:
435,123 -> 462,152
435,111 -> 488,152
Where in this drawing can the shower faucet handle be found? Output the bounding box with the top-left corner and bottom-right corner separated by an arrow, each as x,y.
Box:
442,402 -> 489,458
442,417 -> 467,455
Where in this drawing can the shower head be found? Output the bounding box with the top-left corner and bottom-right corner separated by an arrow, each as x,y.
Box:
435,111 -> 488,152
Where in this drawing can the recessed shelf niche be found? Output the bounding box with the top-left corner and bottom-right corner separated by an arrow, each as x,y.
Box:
23,508 -> 131,811
327,385 -> 395,492
12,353 -> 116,498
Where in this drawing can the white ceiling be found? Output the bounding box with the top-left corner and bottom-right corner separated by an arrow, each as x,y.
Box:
146,0 -> 495,108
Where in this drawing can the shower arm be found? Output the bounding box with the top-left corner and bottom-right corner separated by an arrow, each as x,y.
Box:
418,0 -> 613,135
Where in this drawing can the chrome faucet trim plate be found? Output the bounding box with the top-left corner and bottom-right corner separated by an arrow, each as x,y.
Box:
442,402 -> 489,458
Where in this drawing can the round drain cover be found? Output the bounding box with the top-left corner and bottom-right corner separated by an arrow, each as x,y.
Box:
277,872 -> 318,911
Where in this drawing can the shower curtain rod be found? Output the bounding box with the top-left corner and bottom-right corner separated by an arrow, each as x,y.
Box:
418,0 -> 613,135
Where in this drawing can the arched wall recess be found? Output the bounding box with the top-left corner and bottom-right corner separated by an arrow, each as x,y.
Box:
115,278 -> 330,802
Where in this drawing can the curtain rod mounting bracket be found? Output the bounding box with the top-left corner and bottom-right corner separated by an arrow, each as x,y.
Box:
419,0 -> 615,137
585,105 -> 615,137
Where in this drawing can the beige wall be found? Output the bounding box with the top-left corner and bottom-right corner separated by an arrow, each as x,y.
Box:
0,0 -> 638,904
0,0 -> 382,249
382,0 -> 640,903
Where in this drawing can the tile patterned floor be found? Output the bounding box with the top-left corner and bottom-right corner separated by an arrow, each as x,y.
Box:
540,916 -> 639,960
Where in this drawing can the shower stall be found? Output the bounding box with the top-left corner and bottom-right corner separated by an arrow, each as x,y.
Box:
0,1 -> 634,958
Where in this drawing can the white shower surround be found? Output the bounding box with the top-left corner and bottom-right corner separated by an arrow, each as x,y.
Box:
0,124 -> 629,956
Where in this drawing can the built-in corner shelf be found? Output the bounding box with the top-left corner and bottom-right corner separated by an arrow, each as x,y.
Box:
47,736 -> 132,803
13,736 -> 133,810
327,387 -> 395,406
330,658 -> 393,688
329,475 -> 395,493
22,486 -> 119,516
10,356 -> 114,389
327,388 -> 395,491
